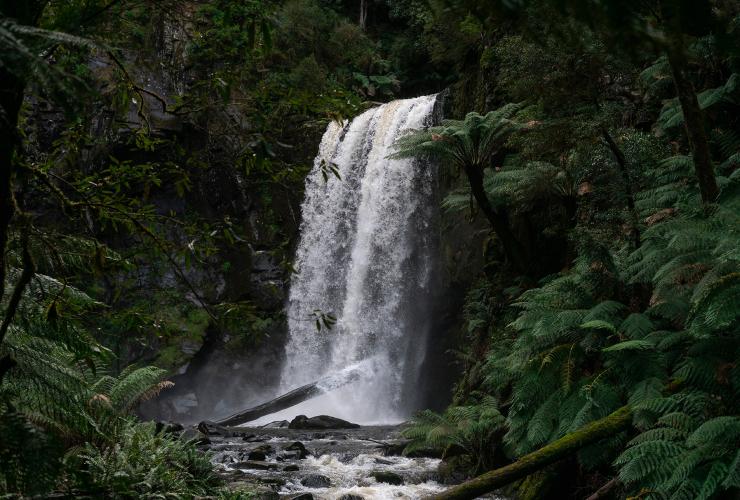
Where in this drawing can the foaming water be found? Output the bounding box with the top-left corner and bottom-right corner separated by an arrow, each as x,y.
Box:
280,95 -> 440,424
282,454 -> 445,499
210,426 -> 507,500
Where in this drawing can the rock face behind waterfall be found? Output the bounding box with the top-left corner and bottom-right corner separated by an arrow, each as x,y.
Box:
279,95 -> 443,423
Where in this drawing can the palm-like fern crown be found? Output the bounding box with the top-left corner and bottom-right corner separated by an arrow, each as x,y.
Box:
391,103 -> 523,169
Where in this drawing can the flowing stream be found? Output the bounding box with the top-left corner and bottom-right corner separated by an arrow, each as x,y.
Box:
208,424 -> 505,499
210,425 -> 447,499
264,94 -> 441,424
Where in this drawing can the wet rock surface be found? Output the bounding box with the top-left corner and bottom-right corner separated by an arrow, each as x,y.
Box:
289,415 -> 361,430
302,474 -> 332,488
370,471 -> 404,485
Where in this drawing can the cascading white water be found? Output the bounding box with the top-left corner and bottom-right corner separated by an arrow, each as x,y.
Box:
274,94 -> 440,424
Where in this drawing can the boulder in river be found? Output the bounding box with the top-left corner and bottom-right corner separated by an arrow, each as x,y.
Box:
289,415 -> 360,430
371,471 -> 404,485
300,474 -> 332,488
224,480 -> 279,500
248,444 -> 273,460
383,440 -> 442,458
283,464 -> 300,472
290,494 -> 314,500
338,495 -> 365,500
284,441 -> 309,459
234,460 -> 279,471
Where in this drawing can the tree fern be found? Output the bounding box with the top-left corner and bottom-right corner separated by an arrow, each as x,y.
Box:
403,395 -> 505,473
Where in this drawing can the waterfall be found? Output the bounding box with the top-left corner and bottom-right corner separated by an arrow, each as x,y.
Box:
276,94 -> 440,424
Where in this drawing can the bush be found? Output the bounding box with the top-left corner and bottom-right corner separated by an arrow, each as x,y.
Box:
66,421 -> 222,498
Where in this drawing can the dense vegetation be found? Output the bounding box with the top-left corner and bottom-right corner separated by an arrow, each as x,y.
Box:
1,0 -> 738,499
397,2 -> 740,499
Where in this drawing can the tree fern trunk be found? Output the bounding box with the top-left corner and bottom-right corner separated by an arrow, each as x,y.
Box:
0,68 -> 26,383
666,47 -> 719,204
0,68 -> 24,303
359,0 -> 367,30
601,129 -> 640,248
463,163 -> 529,273
425,406 -> 632,500
0,0 -> 38,313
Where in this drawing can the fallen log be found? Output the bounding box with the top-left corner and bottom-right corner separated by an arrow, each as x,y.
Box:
212,380 -> 324,426
209,361 -> 370,426
425,406 -> 633,500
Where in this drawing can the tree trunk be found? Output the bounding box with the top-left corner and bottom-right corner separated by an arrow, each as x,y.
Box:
359,0 -> 368,30
0,3 -> 43,381
666,47 -> 719,204
601,129 -> 640,249
0,0 -> 41,304
425,406 -> 632,500
0,69 -> 24,302
463,163 -> 529,273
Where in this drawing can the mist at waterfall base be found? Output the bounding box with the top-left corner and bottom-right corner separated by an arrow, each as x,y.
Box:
254,95 -> 444,426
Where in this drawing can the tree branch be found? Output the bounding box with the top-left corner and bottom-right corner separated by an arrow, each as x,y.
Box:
586,477 -> 621,500
29,166 -> 216,321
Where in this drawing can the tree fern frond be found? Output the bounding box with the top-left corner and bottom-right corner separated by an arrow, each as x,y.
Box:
686,417 -> 740,448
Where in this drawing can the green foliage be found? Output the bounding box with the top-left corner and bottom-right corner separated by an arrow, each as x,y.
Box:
190,0 -> 273,64
427,131 -> 739,496
404,3 -> 740,491
215,301 -> 282,348
66,420 -> 222,498
0,403 -> 61,495
403,394 -> 505,473
1,249 -> 226,496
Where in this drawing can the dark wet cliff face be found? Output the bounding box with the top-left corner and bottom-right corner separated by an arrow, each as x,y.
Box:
98,26 -> 320,423
21,13 -> 320,424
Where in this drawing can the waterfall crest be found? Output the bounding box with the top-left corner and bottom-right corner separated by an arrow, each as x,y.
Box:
278,94 -> 440,424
